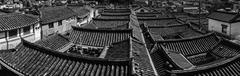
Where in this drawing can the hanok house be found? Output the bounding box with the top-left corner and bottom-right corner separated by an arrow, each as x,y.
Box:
39,6 -> 77,39
208,11 -> 240,39
68,6 -> 93,26
0,39 -> 132,76
33,22 -> 157,76
149,33 -> 240,76
0,13 -> 40,50
133,6 -> 159,13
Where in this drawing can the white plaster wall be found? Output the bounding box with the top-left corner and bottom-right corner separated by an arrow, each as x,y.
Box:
20,25 -> 35,42
7,29 -> 21,49
41,18 -> 77,39
65,17 -> 77,31
0,32 -> 6,45
208,19 -> 231,35
0,37 -> 7,50
34,23 -> 41,42
230,22 -> 240,38
0,23 -> 41,50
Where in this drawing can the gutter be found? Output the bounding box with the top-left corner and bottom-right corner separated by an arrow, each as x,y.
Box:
5,31 -> 8,50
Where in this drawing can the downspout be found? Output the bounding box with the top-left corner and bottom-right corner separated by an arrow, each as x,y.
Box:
5,31 -> 8,50
39,10 -> 43,39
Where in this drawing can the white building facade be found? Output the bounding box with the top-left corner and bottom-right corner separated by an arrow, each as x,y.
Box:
208,11 -> 240,39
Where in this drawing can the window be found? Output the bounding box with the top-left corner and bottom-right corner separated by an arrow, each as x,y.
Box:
58,21 -> 62,26
0,31 -> 5,39
23,26 -> 31,35
221,24 -> 228,34
9,29 -> 18,38
49,23 -> 54,28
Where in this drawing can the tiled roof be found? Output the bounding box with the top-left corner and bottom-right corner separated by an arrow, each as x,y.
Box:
151,32 -> 240,75
68,6 -> 90,18
68,26 -> 132,47
85,14 -> 142,42
150,45 -> 168,76
39,6 -> 76,24
207,11 -> 240,23
163,46 -> 194,69
211,39 -> 240,58
136,12 -> 170,19
0,39 -> 132,76
129,14 -> 143,42
82,22 -> 129,30
91,18 -> 130,29
138,18 -> 183,27
187,53 -> 216,66
93,5 -> 108,9
147,24 -> 204,41
96,8 -> 131,19
105,39 -> 131,60
170,54 -> 240,76
96,15 -> 130,19
131,38 -> 156,76
100,12 -> 131,16
133,6 -> 159,12
157,33 -> 219,56
35,34 -> 71,51
99,8 -> 131,16
150,33 -> 218,75
176,14 -> 208,25
103,9 -> 131,13
137,12 -> 165,16
0,13 -> 39,31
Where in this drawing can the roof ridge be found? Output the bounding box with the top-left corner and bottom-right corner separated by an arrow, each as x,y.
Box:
170,51 -> 240,74
221,38 -> 240,49
231,13 -> 240,22
57,34 -> 70,41
72,26 -> 133,32
131,37 -> 144,45
109,38 -> 131,45
148,24 -> 188,28
35,34 -> 70,43
93,18 -> 130,21
138,17 -> 176,20
156,32 -> 216,42
20,38 -> 131,63
0,13 -> 39,31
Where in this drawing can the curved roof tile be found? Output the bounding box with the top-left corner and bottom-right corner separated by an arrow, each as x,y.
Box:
0,39 -> 132,76
0,13 -> 39,31
68,26 -> 132,47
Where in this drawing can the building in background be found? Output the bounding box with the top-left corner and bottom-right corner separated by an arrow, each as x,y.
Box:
39,6 -> 77,39
208,11 -> 240,39
0,13 -> 40,50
